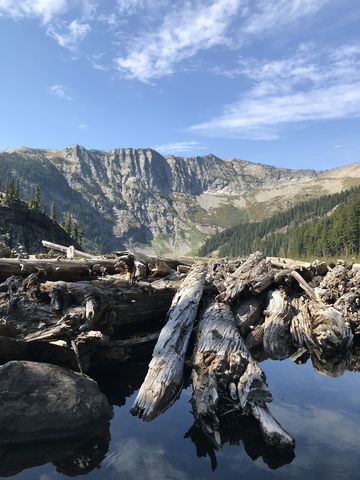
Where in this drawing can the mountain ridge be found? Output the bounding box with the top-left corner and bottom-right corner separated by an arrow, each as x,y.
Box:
0,145 -> 359,255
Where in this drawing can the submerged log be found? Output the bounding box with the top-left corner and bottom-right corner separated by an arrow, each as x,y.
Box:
130,262 -> 207,420
191,300 -> 294,450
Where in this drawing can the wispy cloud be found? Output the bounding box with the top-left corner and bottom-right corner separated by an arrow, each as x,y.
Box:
47,19 -> 90,50
190,43 -> 360,139
0,0 -> 68,24
154,140 -> 207,155
115,0 -> 242,83
243,0 -> 331,35
116,0 -> 168,15
0,0 -> 92,50
48,84 -> 72,100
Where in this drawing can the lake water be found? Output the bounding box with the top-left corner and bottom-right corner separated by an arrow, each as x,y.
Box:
2,356 -> 360,480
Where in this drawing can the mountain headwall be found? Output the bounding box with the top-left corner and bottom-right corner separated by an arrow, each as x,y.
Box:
0,145 -> 359,255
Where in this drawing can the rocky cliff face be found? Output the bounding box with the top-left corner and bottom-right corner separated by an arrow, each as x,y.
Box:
1,146 -> 359,255
0,202 -> 78,253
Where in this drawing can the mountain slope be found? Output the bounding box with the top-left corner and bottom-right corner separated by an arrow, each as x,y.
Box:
0,145 -> 359,255
0,201 -> 80,253
199,186 -> 360,258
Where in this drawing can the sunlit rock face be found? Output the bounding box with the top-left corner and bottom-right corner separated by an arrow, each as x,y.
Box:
1,145 -> 359,255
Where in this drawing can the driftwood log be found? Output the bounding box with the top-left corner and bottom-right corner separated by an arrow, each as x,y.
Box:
191,300 -> 294,450
130,262 -> 207,420
0,244 -> 359,456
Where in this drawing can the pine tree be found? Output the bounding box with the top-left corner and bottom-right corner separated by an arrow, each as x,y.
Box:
50,202 -> 57,222
4,180 -> 16,206
28,185 -> 41,211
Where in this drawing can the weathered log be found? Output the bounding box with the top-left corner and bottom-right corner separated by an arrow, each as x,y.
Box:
218,252 -> 275,305
290,296 -> 314,349
41,278 -> 177,334
263,290 -> 293,360
234,296 -> 265,337
42,240 -> 93,258
251,404 -> 295,450
130,262 -> 207,421
191,300 -> 293,451
245,324 -> 265,351
291,271 -> 353,353
0,258 -> 118,281
97,332 -> 159,364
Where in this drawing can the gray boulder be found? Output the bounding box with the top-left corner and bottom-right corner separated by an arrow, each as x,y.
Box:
0,361 -> 113,444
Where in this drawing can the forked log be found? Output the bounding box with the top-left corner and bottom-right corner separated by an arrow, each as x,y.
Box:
263,290 -> 293,360
191,300 -> 294,451
130,262 -> 207,421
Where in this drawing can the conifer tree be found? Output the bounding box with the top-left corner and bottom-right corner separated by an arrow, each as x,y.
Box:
50,202 -> 57,222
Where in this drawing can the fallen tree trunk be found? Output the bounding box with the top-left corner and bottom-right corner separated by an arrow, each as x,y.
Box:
0,258 -> 118,281
130,262 -> 207,421
191,300 -> 294,451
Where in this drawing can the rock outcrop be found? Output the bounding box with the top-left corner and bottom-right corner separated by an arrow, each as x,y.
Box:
0,202 -> 79,254
0,361 -> 113,444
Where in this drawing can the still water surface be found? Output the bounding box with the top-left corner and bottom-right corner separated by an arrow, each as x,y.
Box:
2,358 -> 360,480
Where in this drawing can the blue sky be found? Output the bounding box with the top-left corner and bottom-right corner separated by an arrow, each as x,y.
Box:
0,0 -> 359,169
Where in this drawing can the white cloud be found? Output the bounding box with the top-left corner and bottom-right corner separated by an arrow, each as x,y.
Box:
243,0 -> 331,35
104,439 -> 189,480
47,19 -> 90,50
48,84 -> 72,100
116,0 -> 242,83
0,0 -> 68,24
154,141 -> 207,155
117,0 -> 168,15
190,43 -> 360,139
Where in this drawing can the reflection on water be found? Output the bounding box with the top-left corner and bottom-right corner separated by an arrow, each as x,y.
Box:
0,426 -> 110,477
2,351 -> 360,480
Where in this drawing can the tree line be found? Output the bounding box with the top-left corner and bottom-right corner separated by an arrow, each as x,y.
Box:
199,185 -> 360,259
0,180 -> 83,246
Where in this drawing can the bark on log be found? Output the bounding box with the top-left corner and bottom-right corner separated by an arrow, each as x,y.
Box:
263,290 -> 293,360
191,300 -> 293,450
130,262 -> 207,421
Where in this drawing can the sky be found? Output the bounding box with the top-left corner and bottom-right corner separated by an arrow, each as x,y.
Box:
0,0 -> 360,170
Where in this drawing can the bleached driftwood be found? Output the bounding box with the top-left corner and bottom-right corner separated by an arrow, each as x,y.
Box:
291,271 -> 353,353
42,240 -> 93,258
251,404 -> 295,450
130,262 -> 207,420
191,300 -> 293,451
218,252 -> 275,304
263,290 -> 293,360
